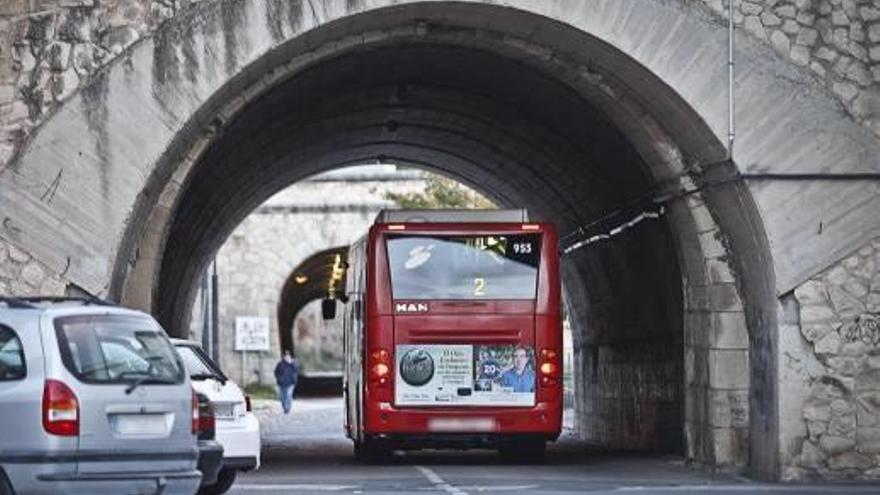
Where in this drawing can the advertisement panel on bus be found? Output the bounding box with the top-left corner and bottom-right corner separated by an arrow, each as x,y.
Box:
395,344 -> 536,407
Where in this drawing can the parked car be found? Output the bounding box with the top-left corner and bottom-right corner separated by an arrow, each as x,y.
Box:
171,339 -> 261,495
195,392 -> 224,489
0,296 -> 202,495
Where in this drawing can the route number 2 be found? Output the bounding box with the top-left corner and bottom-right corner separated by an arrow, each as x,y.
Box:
473,277 -> 486,296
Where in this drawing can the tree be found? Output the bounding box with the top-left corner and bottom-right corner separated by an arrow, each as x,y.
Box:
384,175 -> 495,209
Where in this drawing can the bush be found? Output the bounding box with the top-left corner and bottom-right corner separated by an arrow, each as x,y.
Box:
244,383 -> 276,400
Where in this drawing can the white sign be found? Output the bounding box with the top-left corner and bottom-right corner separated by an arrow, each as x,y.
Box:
234,316 -> 270,351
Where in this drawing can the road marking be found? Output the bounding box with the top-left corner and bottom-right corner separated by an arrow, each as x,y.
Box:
615,486 -> 880,492
415,465 -> 468,495
233,484 -> 358,491
458,486 -> 537,492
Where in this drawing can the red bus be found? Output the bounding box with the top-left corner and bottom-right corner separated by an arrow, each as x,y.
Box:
336,209 -> 562,462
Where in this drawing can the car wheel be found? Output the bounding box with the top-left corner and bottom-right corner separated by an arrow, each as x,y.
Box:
198,467 -> 237,495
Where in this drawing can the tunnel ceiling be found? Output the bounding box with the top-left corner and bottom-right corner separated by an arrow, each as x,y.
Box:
157,42 -> 667,331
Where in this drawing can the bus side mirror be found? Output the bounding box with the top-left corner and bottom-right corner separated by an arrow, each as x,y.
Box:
322,298 -> 336,320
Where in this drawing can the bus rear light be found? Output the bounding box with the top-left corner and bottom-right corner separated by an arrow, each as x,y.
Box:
371,363 -> 390,379
521,224 -> 541,230
42,380 -> 79,437
540,362 -> 558,376
370,349 -> 390,363
368,348 -> 392,386
388,224 -> 406,230
540,348 -> 560,382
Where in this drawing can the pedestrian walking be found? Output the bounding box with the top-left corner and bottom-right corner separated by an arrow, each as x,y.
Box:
274,350 -> 299,414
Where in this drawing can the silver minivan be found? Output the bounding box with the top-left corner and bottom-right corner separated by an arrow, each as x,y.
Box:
0,297 -> 201,494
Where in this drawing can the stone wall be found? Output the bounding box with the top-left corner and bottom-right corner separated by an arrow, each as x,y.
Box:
784,237 -> 880,479
681,193 -> 751,469
700,0 -> 880,136
1,0 -> 877,176
0,236 -> 67,296
0,0 -> 177,165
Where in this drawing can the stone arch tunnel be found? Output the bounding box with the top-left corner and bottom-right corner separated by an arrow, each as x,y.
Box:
278,245 -> 348,356
1,0 -> 879,482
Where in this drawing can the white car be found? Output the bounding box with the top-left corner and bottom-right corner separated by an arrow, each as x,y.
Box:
171,339 -> 261,495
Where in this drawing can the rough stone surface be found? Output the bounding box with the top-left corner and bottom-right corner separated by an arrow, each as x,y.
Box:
0,237 -> 67,297
791,237 -> 880,480
0,0 -> 877,189
701,0 -> 880,137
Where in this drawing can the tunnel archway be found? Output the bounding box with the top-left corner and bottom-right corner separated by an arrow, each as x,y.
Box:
11,0 -> 880,479
277,245 -> 349,356
96,2 -> 777,476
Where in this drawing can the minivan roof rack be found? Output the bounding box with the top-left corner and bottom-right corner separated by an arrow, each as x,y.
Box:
0,296 -> 37,309
17,296 -> 114,307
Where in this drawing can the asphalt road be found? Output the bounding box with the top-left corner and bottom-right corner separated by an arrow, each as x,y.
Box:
232,398 -> 879,495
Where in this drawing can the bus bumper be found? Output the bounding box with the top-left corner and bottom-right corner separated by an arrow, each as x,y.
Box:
363,400 -> 562,444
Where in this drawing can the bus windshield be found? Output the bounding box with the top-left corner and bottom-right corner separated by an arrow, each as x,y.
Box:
386,233 -> 541,300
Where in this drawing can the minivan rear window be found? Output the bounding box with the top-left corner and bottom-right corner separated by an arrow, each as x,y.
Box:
55,315 -> 184,385
0,325 -> 25,381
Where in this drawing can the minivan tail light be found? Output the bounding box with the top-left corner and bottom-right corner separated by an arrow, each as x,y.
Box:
43,380 -> 79,436
191,390 -> 200,434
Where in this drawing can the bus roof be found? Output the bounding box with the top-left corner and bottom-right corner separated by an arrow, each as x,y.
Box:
375,209 -> 529,224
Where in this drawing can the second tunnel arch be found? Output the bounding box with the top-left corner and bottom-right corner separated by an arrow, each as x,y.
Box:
278,245 -> 349,357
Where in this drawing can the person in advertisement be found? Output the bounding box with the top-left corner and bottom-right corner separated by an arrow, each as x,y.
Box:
498,346 -> 535,393
274,349 -> 299,414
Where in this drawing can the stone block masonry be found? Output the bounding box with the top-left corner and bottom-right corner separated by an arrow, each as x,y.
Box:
0,0 -> 878,184
701,0 -> 880,136
789,237 -> 880,480
0,236 -> 67,296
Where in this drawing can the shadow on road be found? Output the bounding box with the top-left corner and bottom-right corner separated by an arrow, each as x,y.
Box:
253,396 -> 727,484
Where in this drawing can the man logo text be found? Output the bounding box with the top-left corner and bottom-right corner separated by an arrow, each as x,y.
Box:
396,303 -> 429,313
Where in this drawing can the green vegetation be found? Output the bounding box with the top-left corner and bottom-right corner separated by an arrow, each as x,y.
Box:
243,383 -> 277,400
385,174 -> 495,209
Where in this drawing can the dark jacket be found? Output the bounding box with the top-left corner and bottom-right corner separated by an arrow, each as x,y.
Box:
274,358 -> 299,387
